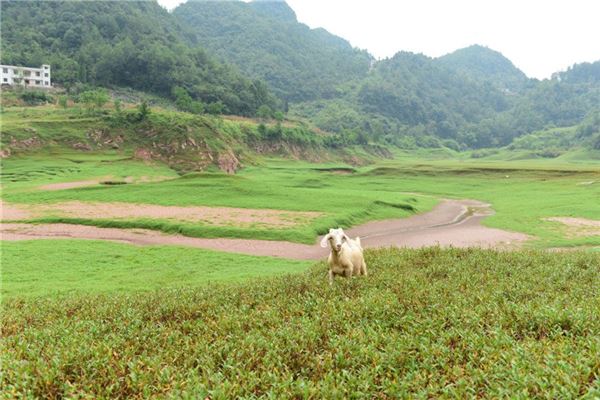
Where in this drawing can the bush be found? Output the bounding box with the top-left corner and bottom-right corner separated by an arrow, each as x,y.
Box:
442,138 -> 461,151
535,148 -> 563,158
137,101 -> 150,121
257,104 -> 273,120
206,101 -> 226,115
20,90 -> 53,105
471,148 -> 499,158
79,89 -> 109,112
58,95 -> 68,109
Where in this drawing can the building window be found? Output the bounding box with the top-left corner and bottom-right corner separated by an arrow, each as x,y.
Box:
24,71 -> 31,77
44,73 -> 49,77
3,78 -> 7,82
44,66 -> 49,69
35,80 -> 41,85
36,71 -> 41,76
13,69 -> 18,74
44,82 -> 49,86
25,79 -> 30,84
2,68 -> 7,73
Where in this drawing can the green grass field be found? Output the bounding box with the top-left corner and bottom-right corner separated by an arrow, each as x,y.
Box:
0,240 -> 311,298
2,248 -> 599,398
3,152 -> 599,247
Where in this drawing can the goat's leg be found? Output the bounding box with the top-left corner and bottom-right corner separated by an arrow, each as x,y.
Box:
343,265 -> 353,278
362,261 -> 368,276
328,270 -> 334,285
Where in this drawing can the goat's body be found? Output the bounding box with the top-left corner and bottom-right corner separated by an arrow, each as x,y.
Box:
326,236 -> 367,284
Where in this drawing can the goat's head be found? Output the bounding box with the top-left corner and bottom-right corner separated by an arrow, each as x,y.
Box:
320,228 -> 350,252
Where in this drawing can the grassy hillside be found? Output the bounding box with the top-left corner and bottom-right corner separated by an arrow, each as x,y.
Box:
0,101 -> 372,174
2,247 -> 599,398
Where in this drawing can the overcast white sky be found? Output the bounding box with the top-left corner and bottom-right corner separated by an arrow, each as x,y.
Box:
158,0 -> 600,79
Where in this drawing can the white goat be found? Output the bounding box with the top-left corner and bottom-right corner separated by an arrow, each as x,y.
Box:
320,228 -> 367,284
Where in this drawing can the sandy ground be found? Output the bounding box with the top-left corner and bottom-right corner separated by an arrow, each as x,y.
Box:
37,176 -> 173,191
545,217 -> 600,237
1,200 -> 33,220
1,200 -> 530,260
1,200 -> 321,229
38,180 -> 104,191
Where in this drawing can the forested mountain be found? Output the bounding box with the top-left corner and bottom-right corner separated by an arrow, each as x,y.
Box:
291,52 -> 599,149
173,0 -> 372,102
1,0 -> 598,151
291,51 -> 517,148
437,45 -> 529,92
0,0 -> 278,116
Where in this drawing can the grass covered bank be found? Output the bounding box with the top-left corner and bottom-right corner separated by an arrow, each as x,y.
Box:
2,247 -> 599,398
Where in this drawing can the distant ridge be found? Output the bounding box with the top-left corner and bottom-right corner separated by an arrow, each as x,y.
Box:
173,0 -> 373,102
438,44 -> 528,92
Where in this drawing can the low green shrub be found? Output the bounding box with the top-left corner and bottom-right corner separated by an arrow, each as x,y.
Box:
2,248 -> 599,398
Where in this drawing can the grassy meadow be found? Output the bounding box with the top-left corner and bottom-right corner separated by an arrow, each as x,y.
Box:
2,151 -> 599,247
2,103 -> 600,398
0,240 -> 311,298
2,248 -> 599,398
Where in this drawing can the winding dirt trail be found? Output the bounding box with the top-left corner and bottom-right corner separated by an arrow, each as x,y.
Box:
1,199 -> 529,260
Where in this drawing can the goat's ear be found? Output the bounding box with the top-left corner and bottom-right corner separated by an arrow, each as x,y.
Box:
342,234 -> 350,242
320,234 -> 331,248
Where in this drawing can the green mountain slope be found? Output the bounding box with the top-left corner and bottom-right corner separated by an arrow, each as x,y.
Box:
0,0 -> 278,116
438,44 -> 529,92
173,0 -> 373,102
1,0 -> 598,151
293,53 -> 599,149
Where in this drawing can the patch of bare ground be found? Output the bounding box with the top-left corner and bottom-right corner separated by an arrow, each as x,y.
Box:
0,223 -> 324,260
34,201 -> 322,229
0,200 -> 532,259
1,201 -> 32,221
545,217 -> 600,237
345,199 -> 530,250
38,180 -> 102,191
38,176 -> 173,191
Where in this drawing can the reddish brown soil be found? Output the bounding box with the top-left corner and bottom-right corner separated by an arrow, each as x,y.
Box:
1,200 -> 530,259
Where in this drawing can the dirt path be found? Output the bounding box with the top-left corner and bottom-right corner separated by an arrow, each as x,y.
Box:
1,200 -> 529,260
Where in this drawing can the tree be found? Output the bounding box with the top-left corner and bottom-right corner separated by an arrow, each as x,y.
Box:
257,104 -> 273,120
172,86 -> 204,114
137,101 -> 150,120
206,101 -> 225,115
172,86 -> 193,111
58,95 -> 68,109
79,89 -> 109,112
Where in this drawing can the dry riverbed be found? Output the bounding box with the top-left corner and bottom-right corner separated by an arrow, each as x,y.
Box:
1,199 -> 530,259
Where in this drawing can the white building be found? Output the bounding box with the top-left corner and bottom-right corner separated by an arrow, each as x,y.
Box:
0,64 -> 51,88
